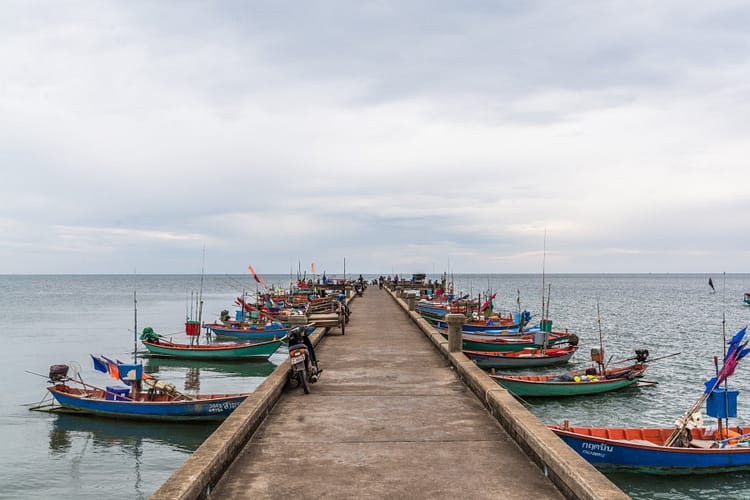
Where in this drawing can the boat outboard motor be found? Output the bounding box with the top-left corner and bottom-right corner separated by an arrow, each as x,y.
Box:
48,364 -> 69,382
635,349 -> 649,363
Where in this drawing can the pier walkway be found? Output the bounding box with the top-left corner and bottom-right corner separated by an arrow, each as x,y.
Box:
208,287 -> 566,499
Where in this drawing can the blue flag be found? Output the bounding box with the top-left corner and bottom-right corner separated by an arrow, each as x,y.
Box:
725,327 -> 748,361
90,354 -> 108,373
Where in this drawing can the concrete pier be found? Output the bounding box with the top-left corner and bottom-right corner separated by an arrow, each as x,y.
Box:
153,286 -> 627,499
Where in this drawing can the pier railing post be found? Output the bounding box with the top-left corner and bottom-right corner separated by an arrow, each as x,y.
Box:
289,313 -> 307,329
407,292 -> 416,311
446,313 -> 465,353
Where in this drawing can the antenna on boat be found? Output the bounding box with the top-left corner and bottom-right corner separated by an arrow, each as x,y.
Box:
196,244 -> 206,346
596,298 -> 605,376
722,271 -> 730,438
541,229 -> 546,323
133,270 -> 138,363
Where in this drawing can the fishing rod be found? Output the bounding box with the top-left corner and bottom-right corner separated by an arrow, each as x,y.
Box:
611,351 -> 682,365
25,370 -> 135,401
25,369 -> 51,379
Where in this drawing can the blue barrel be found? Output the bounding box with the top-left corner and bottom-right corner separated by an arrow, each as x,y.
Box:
105,386 -> 131,401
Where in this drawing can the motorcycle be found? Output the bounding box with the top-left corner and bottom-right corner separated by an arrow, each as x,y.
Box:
287,325 -> 320,394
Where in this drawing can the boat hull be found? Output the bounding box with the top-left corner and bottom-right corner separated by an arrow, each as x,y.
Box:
206,323 -> 289,340
491,364 -> 645,397
142,338 -> 283,360
465,348 -> 576,369
439,331 -> 570,352
549,425 -> 750,474
432,319 -> 536,333
48,386 -> 247,422
496,376 -> 638,396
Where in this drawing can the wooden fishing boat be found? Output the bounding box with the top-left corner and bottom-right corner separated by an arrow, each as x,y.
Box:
41,361 -> 249,422
431,314 -> 533,333
205,322 -> 289,340
548,423 -> 750,474
465,345 -> 578,369
438,329 -> 573,352
415,299 -> 480,320
140,336 -> 284,360
47,384 -> 248,421
549,326 -> 750,474
491,362 -> 647,397
744,292 -> 750,306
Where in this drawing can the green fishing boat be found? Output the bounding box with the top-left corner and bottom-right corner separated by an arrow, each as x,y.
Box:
491,351 -> 649,397
141,328 -> 283,360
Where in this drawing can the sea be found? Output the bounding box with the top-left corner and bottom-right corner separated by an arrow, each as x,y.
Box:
1,273 -> 749,499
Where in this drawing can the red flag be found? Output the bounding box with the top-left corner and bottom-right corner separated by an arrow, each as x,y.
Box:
311,262 -> 316,273
480,293 -> 496,312
248,264 -> 261,284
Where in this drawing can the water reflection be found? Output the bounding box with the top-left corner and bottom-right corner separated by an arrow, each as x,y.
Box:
143,356 -> 279,379
48,413 -> 216,454
184,367 -> 201,392
47,414 -> 215,500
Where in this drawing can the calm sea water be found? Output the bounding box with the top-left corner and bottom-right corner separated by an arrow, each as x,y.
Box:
1,274 -> 749,499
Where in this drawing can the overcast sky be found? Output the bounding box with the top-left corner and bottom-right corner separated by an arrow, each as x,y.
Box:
2,1 -> 749,275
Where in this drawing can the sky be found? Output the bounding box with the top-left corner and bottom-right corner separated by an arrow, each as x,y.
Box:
2,1 -> 749,275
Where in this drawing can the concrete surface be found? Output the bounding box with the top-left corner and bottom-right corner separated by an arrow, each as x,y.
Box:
208,287 -> 567,499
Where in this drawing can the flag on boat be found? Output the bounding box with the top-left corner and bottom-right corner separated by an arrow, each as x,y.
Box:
91,354 -> 108,374
90,355 -> 146,385
704,327 -> 750,392
248,264 -> 261,284
311,262 -> 316,273
480,292 -> 497,312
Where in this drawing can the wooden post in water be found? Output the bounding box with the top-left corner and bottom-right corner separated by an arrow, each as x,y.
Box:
446,313 -> 465,353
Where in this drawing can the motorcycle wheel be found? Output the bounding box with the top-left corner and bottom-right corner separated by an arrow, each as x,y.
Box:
299,369 -> 310,394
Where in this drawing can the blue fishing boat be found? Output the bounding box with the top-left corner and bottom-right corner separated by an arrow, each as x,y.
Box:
432,312 -> 535,333
549,326 -> 750,474
41,358 -> 249,422
205,321 -> 289,340
548,422 -> 750,474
